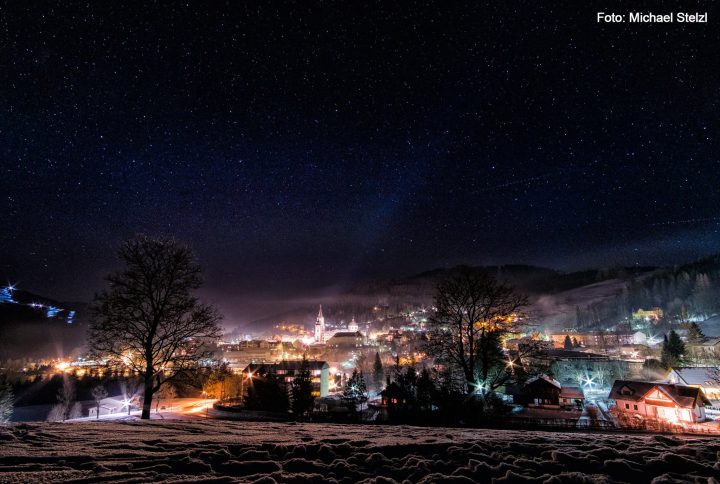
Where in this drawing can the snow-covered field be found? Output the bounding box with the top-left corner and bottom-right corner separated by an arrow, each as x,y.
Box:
0,420 -> 718,483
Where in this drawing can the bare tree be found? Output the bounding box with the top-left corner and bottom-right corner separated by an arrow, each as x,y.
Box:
120,378 -> 143,415
68,402 -> 83,420
91,384 -> 108,419
89,236 -> 222,419
48,376 -> 75,422
426,268 -> 527,395
155,383 -> 177,414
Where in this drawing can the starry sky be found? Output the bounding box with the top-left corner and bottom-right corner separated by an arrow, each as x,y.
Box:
2,1 -> 719,322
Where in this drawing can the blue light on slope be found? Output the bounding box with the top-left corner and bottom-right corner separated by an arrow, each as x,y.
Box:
46,306 -> 61,318
0,286 -> 16,303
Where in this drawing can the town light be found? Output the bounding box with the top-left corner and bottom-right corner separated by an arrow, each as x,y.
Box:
473,380 -> 486,394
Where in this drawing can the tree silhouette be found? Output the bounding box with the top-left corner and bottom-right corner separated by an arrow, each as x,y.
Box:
91,384 -> 108,420
685,322 -> 705,343
290,357 -> 314,417
661,330 -> 686,369
48,376 -> 75,422
89,236 -> 222,419
372,352 -> 384,391
155,383 -> 177,413
244,371 -> 289,413
426,268 -> 527,395
343,369 -> 368,416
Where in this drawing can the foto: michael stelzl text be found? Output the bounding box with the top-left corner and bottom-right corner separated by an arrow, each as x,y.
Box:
597,12 -> 708,23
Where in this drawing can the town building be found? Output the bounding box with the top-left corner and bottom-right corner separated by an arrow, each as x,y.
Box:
632,308 -> 663,322
242,360 -> 330,397
219,340 -> 283,371
608,380 -> 710,423
314,305 -> 326,344
507,375 -> 585,409
667,367 -> 720,401
326,331 -> 365,348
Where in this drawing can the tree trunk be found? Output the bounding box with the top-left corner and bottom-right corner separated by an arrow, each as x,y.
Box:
141,379 -> 153,419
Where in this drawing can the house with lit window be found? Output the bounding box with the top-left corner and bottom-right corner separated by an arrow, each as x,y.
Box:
667,367 -> 720,401
242,360 -> 330,397
507,374 -> 585,409
608,380 -> 710,423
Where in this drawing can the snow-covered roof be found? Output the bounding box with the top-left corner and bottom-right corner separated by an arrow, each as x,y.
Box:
609,380 -> 710,408
698,315 -> 720,337
526,374 -> 562,389
670,367 -> 718,387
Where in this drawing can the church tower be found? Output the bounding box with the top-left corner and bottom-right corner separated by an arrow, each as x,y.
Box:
348,317 -> 358,332
314,305 -> 325,344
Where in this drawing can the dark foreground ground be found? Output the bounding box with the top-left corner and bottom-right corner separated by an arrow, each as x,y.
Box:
0,420 -> 719,483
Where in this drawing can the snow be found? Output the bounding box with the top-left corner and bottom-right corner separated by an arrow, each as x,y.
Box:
698,315 -> 720,337
1,420 -> 719,482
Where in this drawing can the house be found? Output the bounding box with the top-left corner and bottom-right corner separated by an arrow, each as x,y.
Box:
667,367 -> 720,401
608,380 -> 710,423
507,375 -> 585,409
243,360 -> 330,397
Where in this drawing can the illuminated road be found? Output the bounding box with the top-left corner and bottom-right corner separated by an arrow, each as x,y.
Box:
172,398 -> 216,417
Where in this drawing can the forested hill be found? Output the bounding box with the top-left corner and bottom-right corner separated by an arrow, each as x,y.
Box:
244,264 -> 658,335
245,256 -> 720,335
625,254 -> 720,321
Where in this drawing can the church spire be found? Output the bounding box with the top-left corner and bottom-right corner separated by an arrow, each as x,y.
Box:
315,304 -> 325,344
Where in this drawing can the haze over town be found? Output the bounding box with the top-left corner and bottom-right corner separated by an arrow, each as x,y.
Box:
2,1 -> 720,483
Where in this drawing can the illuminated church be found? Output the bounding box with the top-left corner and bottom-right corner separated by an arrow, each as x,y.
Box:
314,305 -> 326,344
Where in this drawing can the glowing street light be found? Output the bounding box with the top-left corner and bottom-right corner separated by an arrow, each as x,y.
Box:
472,380 -> 486,395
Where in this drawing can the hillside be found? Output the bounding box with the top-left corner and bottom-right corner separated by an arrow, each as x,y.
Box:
0,288 -> 86,360
243,265 -> 658,335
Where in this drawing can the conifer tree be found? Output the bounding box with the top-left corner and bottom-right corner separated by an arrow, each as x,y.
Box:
372,352 -> 384,391
661,330 -> 686,369
343,369 -> 368,416
685,322 -> 705,343
0,380 -> 13,424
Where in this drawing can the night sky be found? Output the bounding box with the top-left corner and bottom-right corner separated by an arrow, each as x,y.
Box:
2,1 -> 719,322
